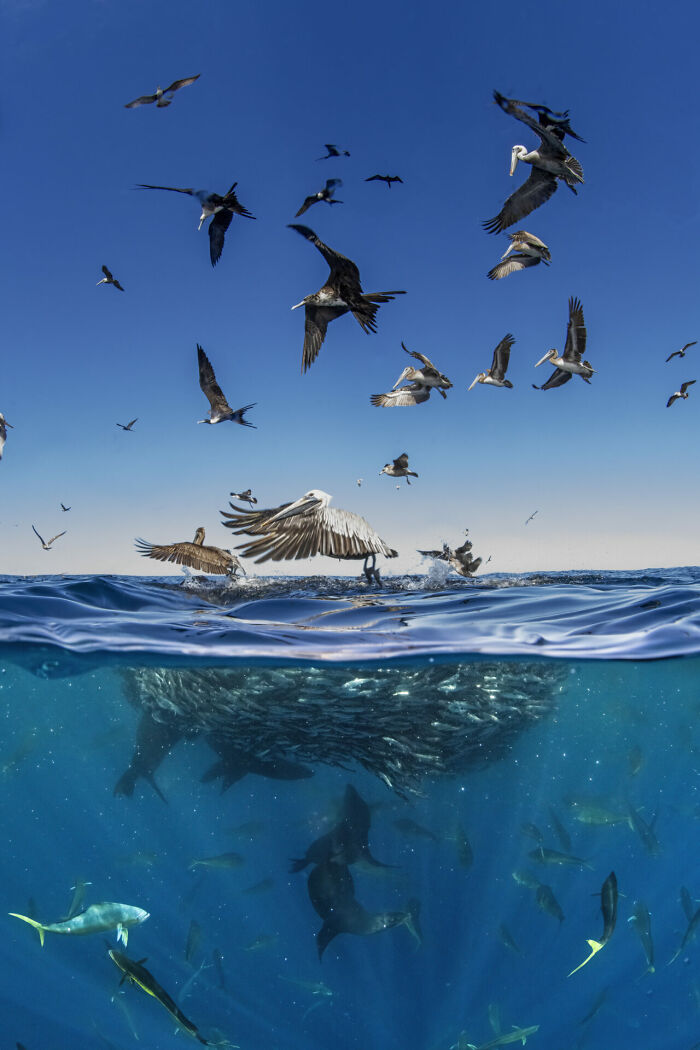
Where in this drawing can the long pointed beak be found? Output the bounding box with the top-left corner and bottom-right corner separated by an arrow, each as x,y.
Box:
535,351 -> 552,368
4,421 -> 13,428
501,243 -> 515,260
291,301 -> 305,310
197,212 -> 206,230
268,495 -> 321,522
468,376 -> 480,390
509,148 -> 520,177
392,367 -> 411,390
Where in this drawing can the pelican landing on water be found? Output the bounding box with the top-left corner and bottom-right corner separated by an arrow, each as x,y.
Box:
221,490 -> 397,585
135,528 -> 245,576
469,334 -> 515,390
487,231 -> 551,280
533,298 -> 594,390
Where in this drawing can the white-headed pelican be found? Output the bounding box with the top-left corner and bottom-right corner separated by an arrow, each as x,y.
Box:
469,334 -> 515,389
533,298 -> 594,389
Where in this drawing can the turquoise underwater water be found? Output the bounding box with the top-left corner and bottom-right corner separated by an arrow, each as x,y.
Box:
1,571 -> 700,1050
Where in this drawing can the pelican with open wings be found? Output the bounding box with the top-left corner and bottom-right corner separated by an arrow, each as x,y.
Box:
135,527 -> 245,576
221,490 -> 397,584
533,297 -> 594,389
469,334 -> 515,389
483,91 -> 584,234
487,231 -> 551,280
288,224 -> 405,373
393,342 -> 452,398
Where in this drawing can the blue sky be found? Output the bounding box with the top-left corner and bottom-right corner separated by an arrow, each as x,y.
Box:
1,0 -> 698,575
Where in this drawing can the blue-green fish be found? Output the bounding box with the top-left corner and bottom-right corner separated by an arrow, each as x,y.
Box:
9,902 -> 149,947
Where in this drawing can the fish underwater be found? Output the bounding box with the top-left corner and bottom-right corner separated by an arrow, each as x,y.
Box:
9,902 -> 149,946
108,949 -> 213,1044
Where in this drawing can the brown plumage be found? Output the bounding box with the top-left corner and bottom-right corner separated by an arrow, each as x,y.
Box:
135,527 -> 245,576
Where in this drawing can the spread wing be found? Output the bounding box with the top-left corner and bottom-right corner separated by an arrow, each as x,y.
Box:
393,453 -> 410,470
295,195 -> 318,217
490,334 -> 515,380
483,168 -> 558,234
209,210 -> 233,266
680,380 -> 696,394
563,297 -> 586,363
301,304 -> 347,373
47,531 -> 67,545
288,224 -> 361,285
371,385 -> 431,407
135,538 -> 236,574
32,525 -> 46,545
124,93 -> 158,108
197,345 -> 231,413
487,254 -> 541,280
533,369 -> 572,391
135,184 -> 195,196
101,265 -> 114,280
401,342 -> 436,371
163,74 -> 200,94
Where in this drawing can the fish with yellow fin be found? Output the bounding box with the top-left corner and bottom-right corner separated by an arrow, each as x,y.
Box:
108,949 -> 213,1044
9,902 -> 149,947
568,871 -> 617,976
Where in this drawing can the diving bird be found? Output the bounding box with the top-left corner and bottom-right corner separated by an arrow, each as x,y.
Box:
124,74 -> 200,108
197,345 -> 256,426
135,527 -> 245,576
666,341 -> 697,362
136,180 -> 255,266
288,224 -> 405,373
295,179 -> 343,217
60,503 -> 71,512
379,453 -> 418,485
221,490 -> 398,585
317,144 -> 350,159
487,231 -> 551,280
97,265 -> 124,291
371,383 -> 432,407
484,91 -> 584,234
469,334 -> 515,390
0,414 -> 13,460
230,490 -> 257,506
666,380 -> 695,407
32,526 -> 66,550
365,175 -> 403,187
393,342 -> 452,398
116,418 -> 138,431
533,297 -> 593,389
418,536 -> 482,577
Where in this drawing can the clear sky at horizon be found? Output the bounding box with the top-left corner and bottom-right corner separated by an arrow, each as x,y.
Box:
1,0 -> 698,577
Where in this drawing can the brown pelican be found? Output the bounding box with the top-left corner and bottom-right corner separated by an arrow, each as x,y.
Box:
533,298 -> 593,389
32,525 -> 66,550
135,528 -> 245,576
295,180 -> 343,217
379,453 -> 418,485
487,231 -> 551,280
418,537 -> 482,578
317,144 -> 350,159
288,224 -> 405,373
197,345 -> 256,426
365,175 -> 403,187
136,180 -> 255,266
124,75 -> 200,109
667,380 -> 695,407
230,490 -> 257,507
60,503 -> 71,512
469,334 -> 515,389
393,342 -> 452,398
116,418 -> 138,431
666,341 -> 697,362
484,91 -> 584,234
0,414 -> 13,461
371,383 -> 432,407
220,490 -> 397,584
97,265 -> 124,291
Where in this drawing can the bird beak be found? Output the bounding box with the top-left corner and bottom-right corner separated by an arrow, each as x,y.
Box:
468,376 -> 480,390
534,351 -> 552,368
291,301 -> 305,310
509,147 -> 520,176
197,212 -> 206,230
4,421 -> 13,428
392,367 -> 410,390
267,494 -> 322,522
501,243 -> 515,260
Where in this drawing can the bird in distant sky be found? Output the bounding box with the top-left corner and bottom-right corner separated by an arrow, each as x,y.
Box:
356,478 -> 363,487
197,345 -> 256,427
469,334 -> 515,390
230,490 -> 257,507
0,414 -> 13,461
96,265 -> 124,291
666,341 -> 697,362
525,510 -> 538,525
666,380 -> 695,408
32,525 -> 66,550
317,144 -> 350,159
295,179 -> 343,217
380,453 -> 418,485
60,503 -> 71,513
124,74 -> 200,109
116,418 -> 138,431
136,180 -> 255,266
135,528 -> 245,576
487,231 -> 551,280
365,175 -> 403,188
533,298 -> 593,389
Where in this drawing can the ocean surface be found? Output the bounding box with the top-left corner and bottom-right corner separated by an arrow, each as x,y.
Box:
1,569 -> 700,1050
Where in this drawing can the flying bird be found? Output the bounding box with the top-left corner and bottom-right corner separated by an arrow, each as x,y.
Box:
365,175 -> 403,188
288,224 -> 405,373
666,380 -> 695,407
418,536 -> 482,578
469,334 -> 515,389
483,91 -> 584,234
116,418 -> 138,431
393,342 -> 452,398
295,179 -> 343,217
317,144 -> 350,159
97,265 -> 124,291
221,490 -> 397,585
32,525 -> 66,550
135,527 -> 245,576
533,298 -> 594,389
356,478 -> 363,487
197,345 -> 256,426
487,231 -> 551,280
124,74 -> 200,109
371,383 -> 432,407
525,511 -> 538,525
0,414 -> 13,461
60,503 -> 71,513
666,341 -> 697,362
230,490 -> 257,506
379,453 -> 418,485
505,97 -> 586,143
136,180 -> 255,266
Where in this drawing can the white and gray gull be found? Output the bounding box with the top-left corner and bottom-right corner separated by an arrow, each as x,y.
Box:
0,414 -> 13,461
221,490 -> 397,585
666,341 -> 697,362
469,334 -> 515,390
666,380 -> 695,407
32,525 -> 66,550
487,231 -> 551,280
379,453 -> 418,485
197,345 -> 256,427
135,527 -> 245,576
124,74 -> 200,109
533,298 -> 594,390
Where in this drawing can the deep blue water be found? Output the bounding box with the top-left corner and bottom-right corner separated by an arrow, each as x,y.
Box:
1,570 -> 700,1050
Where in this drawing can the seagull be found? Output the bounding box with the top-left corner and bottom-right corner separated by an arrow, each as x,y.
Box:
317,144 -> 350,159
60,503 -> 71,513
469,334 -> 515,389
288,224 -> 405,373
365,175 -> 403,187
666,341 -> 697,362
136,180 -> 255,266
220,490 -> 397,585
96,265 -> 124,291
379,453 -> 418,485
484,91 -> 584,234
295,179 -> 343,217
230,490 -> 257,507
371,383 -> 432,407
32,525 -> 66,550
124,74 -> 200,109
197,345 -> 256,426
393,342 -> 452,398
487,231 -> 551,280
525,510 -> 538,525
0,414 -> 13,461
533,298 -> 594,389
116,418 -> 138,431
135,528 -> 245,576
418,538 -> 482,578
667,380 -> 696,407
